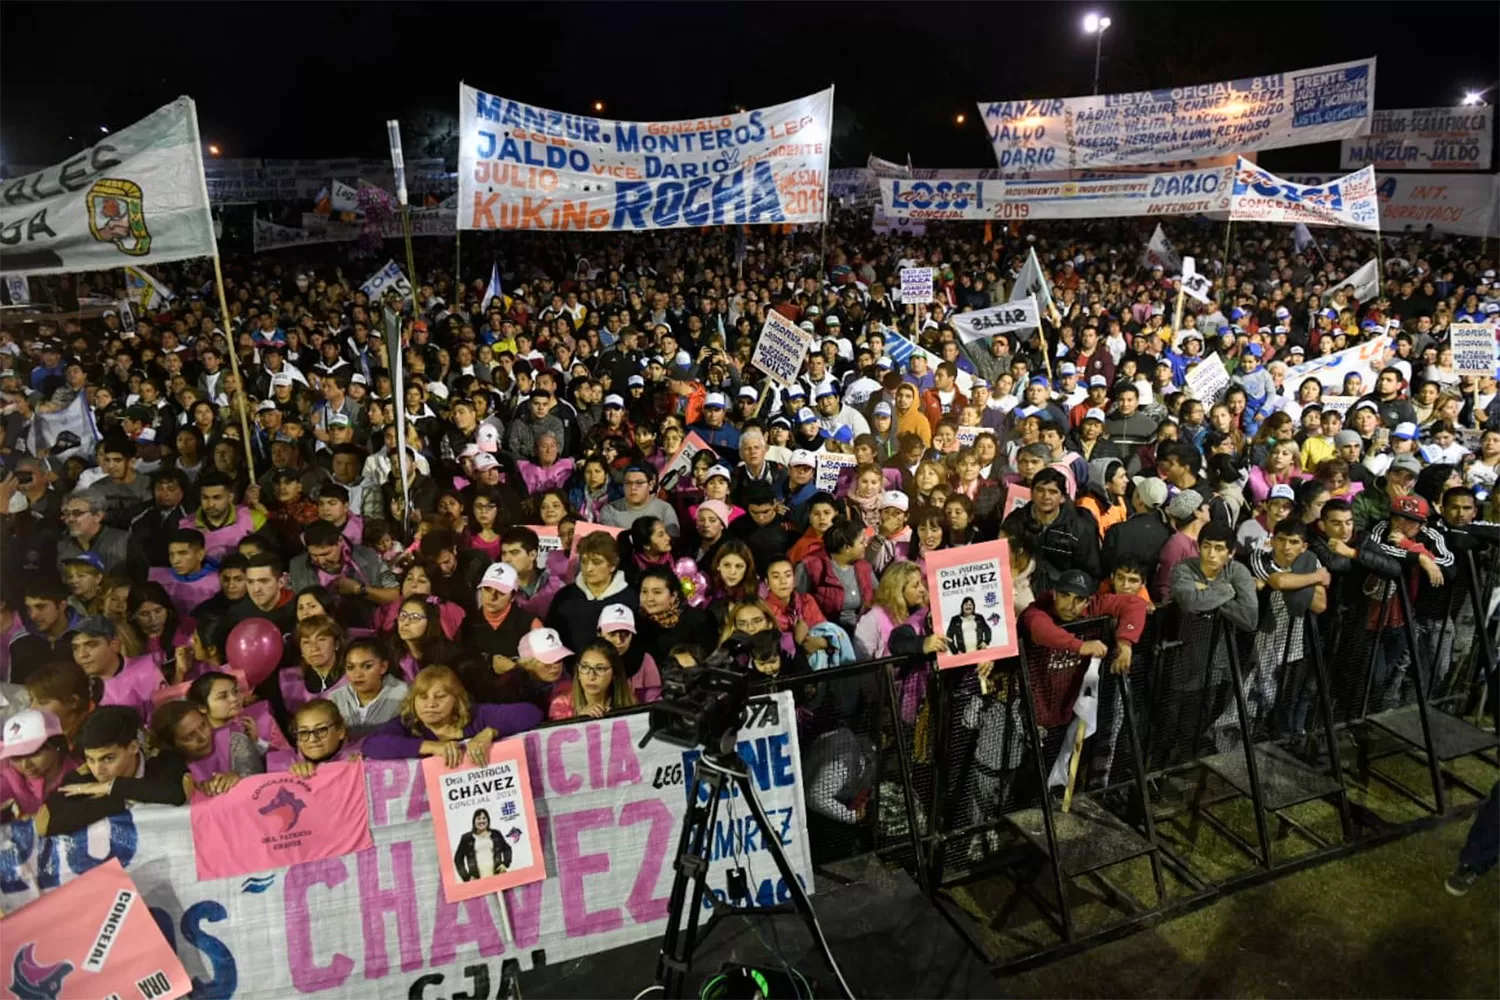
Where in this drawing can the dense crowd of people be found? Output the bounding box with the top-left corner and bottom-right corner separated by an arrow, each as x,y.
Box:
0,208 -> 1495,857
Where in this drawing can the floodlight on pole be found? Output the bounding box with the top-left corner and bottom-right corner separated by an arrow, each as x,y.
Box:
1461,91 -> 1486,107
1083,13 -> 1112,95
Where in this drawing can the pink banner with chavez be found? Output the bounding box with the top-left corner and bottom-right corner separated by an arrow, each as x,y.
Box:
190,761 -> 375,880
0,858 -> 192,1000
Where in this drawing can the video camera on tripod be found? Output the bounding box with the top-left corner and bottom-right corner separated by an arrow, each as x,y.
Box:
638,633 -> 853,999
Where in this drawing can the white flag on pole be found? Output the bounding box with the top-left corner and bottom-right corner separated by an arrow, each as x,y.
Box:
30,386 -> 101,460
1181,258 -> 1212,304
1293,222 -> 1315,252
481,262 -> 504,314
951,296 -> 1042,344
1011,247 -> 1057,318
360,260 -> 412,303
124,265 -> 175,311
330,180 -> 359,213
1328,259 -> 1381,302
1047,657 -> 1103,789
0,97 -> 217,277
1143,223 -> 1181,272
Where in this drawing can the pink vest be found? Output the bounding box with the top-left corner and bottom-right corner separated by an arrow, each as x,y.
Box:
186,507 -> 256,562
99,654 -> 167,723
279,664 -> 347,715
187,725 -> 238,782
149,566 -> 222,617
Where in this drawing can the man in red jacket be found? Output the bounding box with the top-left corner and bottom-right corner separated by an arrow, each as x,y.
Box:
1020,569 -> 1147,676
921,362 -> 969,432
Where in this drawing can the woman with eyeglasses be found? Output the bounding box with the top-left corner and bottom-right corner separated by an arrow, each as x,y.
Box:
392,596 -> 463,682
370,559 -> 466,639
268,698 -> 360,775
463,487 -> 505,563
547,641 -> 637,721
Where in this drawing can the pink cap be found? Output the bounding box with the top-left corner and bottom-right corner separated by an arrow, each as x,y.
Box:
697,499 -> 732,528
0,710 -> 63,759
518,627 -> 573,664
479,562 -> 517,593
476,424 -> 501,453
598,603 -> 636,634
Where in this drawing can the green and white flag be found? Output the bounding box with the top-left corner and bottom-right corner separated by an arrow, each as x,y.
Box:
0,97 -> 217,276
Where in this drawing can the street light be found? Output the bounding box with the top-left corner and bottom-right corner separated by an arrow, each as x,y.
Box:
1461,91 -> 1486,106
208,144 -> 222,157
954,112 -> 967,126
1082,12 -> 1112,96
592,100 -> 605,113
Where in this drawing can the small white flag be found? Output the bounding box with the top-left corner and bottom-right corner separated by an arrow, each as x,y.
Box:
1144,223 -> 1181,273
124,265 -> 175,312
1328,259 -> 1380,302
1048,657 -> 1103,789
481,262 -> 504,314
1181,272 -> 1213,304
361,259 -> 412,303
1293,222 -> 1314,252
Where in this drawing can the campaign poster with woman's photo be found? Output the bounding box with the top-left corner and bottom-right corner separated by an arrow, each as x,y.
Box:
423,739 -> 546,902
924,539 -> 1019,668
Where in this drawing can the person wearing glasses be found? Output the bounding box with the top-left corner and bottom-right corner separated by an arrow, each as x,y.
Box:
57,488 -> 141,579
268,698 -> 361,775
600,464 -> 680,535
547,642 -> 637,721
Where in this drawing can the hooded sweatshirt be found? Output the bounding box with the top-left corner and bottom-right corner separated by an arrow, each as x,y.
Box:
1077,458 -> 1128,539
545,569 -> 639,656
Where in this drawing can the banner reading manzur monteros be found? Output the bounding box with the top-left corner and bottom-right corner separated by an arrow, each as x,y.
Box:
458,85 -> 832,231
1,97 -> 217,277
980,57 -> 1376,173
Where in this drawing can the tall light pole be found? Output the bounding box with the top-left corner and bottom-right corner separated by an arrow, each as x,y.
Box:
1083,12 -> 1112,95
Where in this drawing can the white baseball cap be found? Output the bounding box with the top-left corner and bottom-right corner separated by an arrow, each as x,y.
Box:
1269,484 -> 1296,502
738,386 -> 758,401
1084,407 -> 1106,422
472,453 -> 500,471
604,393 -> 625,408
598,604 -> 636,634
479,562 -> 518,593
790,449 -> 817,468
518,627 -> 573,664
880,490 -> 909,512
476,424 -> 501,452
0,710 -> 63,760
704,392 -> 727,409
706,464 -> 732,481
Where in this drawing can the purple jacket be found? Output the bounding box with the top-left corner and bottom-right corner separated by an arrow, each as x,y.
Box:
362,702 -> 544,759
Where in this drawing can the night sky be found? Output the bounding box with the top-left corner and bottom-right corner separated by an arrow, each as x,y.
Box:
2,2 -> 1497,173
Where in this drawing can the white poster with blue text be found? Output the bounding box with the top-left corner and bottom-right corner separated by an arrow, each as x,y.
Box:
0,694 -> 811,999
979,58 -> 1376,173
458,85 -> 833,231
1229,160 -> 1380,231
1341,107 -> 1493,171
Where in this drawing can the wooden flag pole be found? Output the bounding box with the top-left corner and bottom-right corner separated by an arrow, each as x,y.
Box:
1061,721 -> 1086,813
211,253 -> 256,481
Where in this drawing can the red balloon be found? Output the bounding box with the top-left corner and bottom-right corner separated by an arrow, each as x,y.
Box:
225,617 -> 284,688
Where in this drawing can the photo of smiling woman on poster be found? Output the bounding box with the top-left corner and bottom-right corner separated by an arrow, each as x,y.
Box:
453,808 -> 512,882
946,596 -> 993,654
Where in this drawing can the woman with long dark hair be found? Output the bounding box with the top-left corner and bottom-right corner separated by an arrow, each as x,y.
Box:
129,581 -> 189,670
391,595 -> 463,682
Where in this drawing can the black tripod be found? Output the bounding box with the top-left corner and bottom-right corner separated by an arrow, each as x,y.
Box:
655,749 -> 853,1000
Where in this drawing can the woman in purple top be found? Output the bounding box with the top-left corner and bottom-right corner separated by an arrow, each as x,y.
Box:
130,582 -> 193,670
267,698 -> 365,775
363,665 -> 543,765
151,700 -> 264,796
279,615 -> 348,715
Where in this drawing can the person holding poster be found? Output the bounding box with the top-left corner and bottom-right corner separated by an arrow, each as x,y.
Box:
922,538 -> 1021,669
424,737 -> 545,903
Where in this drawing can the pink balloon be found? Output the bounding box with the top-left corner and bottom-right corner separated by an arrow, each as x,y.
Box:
225,617 -> 284,688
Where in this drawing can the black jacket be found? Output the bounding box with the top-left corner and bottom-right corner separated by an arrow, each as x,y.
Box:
454,828 -> 513,882
1003,501 -> 1102,590
41,752 -> 189,836
1101,510 -> 1172,580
